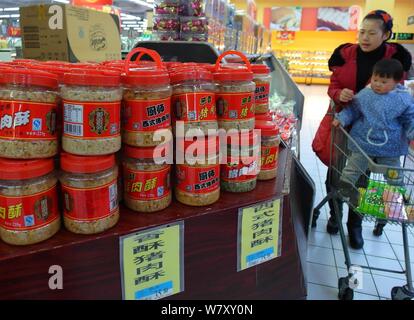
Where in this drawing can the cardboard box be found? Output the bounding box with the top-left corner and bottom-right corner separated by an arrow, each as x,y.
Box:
20,4 -> 121,62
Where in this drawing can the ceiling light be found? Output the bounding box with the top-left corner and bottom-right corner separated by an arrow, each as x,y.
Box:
0,15 -> 10,18
4,7 -> 18,11
10,14 -> 19,18
53,0 -> 70,3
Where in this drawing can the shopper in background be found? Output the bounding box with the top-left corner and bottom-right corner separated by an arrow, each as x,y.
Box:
312,10 -> 413,249
334,59 -> 414,197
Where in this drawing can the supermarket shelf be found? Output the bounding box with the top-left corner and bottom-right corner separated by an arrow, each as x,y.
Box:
0,145 -> 312,300
293,77 -> 330,85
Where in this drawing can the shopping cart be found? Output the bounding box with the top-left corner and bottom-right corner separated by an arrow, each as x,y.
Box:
313,125 -> 414,300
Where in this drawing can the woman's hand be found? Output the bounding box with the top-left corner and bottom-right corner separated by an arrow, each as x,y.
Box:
332,119 -> 341,127
339,89 -> 354,103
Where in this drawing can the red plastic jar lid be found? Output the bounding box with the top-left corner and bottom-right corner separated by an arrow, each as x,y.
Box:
213,67 -> 253,82
31,65 -> 69,84
122,67 -> 170,86
0,68 -> 58,89
10,59 -> 39,66
63,69 -> 120,87
60,153 -> 115,174
70,62 -> 99,68
251,64 -> 270,74
255,120 -> 280,136
44,60 -> 72,66
170,68 -> 212,83
201,64 -> 216,72
124,144 -> 171,160
164,62 -> 182,69
102,60 -> 124,65
177,135 -> 220,157
255,113 -> 273,121
0,158 -> 54,180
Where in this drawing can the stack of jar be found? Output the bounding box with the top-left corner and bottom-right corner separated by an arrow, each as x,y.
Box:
213,51 -> 259,193
0,49 -> 283,246
170,64 -> 221,206
121,48 -> 173,213
0,68 -> 61,245
153,0 -> 208,42
251,63 -> 281,181
59,68 -> 122,235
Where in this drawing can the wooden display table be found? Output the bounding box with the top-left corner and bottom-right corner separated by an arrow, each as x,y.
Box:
0,146 -> 308,299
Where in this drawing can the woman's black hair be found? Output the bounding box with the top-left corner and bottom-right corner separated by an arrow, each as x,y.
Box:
363,10 -> 393,40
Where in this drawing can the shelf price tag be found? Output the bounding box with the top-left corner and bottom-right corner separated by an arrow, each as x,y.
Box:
120,221 -> 184,300
237,198 -> 282,271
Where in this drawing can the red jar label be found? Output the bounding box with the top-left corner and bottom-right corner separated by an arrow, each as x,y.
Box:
123,98 -> 171,132
255,82 -> 270,105
221,157 -> 259,182
176,164 -> 220,194
216,92 -> 255,121
261,145 -> 279,170
0,100 -> 57,140
0,185 -> 59,231
63,100 -> 121,138
62,179 -> 118,221
124,166 -> 171,200
172,92 -> 216,122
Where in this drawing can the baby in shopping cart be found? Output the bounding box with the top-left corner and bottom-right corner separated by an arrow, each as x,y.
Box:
332,58 -> 414,206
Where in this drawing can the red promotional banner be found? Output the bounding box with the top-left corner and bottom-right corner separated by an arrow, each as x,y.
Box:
72,0 -> 113,5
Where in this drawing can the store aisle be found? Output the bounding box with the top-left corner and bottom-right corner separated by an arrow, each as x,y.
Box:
298,85 -> 414,300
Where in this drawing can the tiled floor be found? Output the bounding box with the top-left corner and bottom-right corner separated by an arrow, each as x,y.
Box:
299,85 -> 414,300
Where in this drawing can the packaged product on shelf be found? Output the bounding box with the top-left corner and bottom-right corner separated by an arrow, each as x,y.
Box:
255,120 -> 280,181
180,17 -> 208,33
59,153 -> 119,235
179,32 -> 208,42
214,51 -> 255,131
212,0 -> 220,20
218,0 -> 226,23
61,69 -> 122,156
153,15 -> 180,31
181,0 -> 205,17
122,48 -> 172,147
123,144 -> 172,213
175,135 -> 220,206
273,110 -> 297,141
171,68 -> 217,136
204,0 -> 214,18
252,64 -> 271,114
153,31 -> 180,41
221,130 -> 259,192
0,68 -> 58,159
154,0 -> 184,15
227,3 -> 235,28
0,158 -> 60,245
